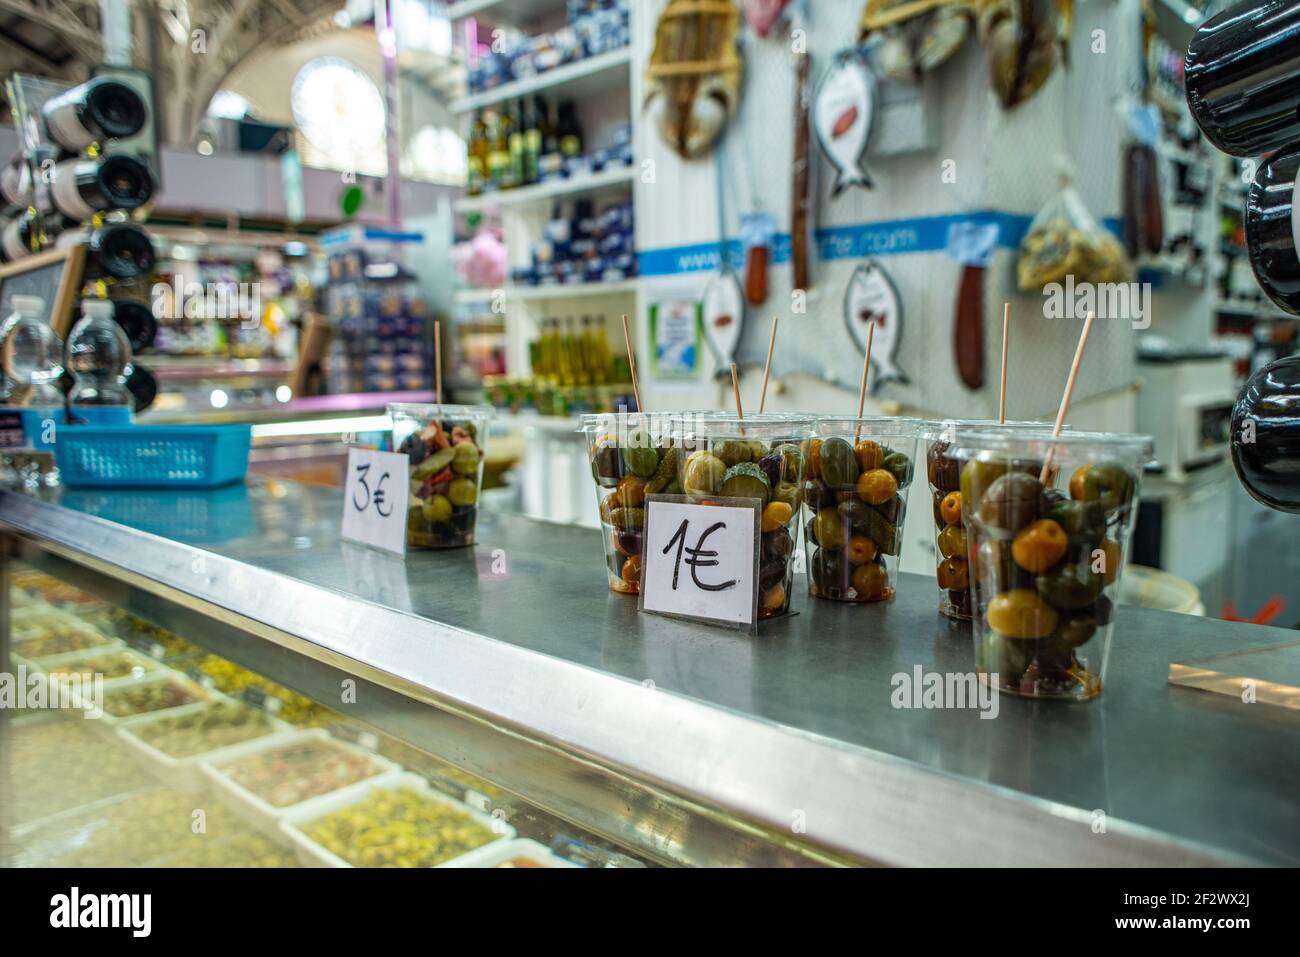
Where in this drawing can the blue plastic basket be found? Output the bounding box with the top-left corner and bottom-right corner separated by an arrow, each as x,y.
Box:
19,405 -> 134,450
52,424 -> 252,489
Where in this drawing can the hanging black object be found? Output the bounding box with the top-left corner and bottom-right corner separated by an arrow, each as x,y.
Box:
124,364 -> 157,413
1231,355 -> 1300,513
110,298 -> 159,353
1244,146 -> 1300,314
1185,0 -> 1300,156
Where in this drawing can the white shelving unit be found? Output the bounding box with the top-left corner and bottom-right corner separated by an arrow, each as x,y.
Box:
449,0 -> 640,386
454,164 -> 636,214
450,47 -> 633,114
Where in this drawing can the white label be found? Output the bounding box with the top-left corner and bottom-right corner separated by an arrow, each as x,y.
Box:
640,499 -> 758,627
340,447 -> 410,556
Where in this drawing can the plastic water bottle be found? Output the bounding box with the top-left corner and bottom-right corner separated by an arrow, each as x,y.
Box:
0,295 -> 63,406
66,298 -> 132,406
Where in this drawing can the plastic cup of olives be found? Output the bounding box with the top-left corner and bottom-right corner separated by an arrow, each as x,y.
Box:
950,429 -> 1152,701
919,420 -> 1067,622
581,411 -> 679,595
389,403 -> 493,549
803,417 -> 921,603
671,413 -> 813,620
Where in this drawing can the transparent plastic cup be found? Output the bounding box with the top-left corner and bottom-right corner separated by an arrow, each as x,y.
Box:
581,411 -> 678,595
389,403 -> 493,549
672,413 -> 814,620
951,429 -> 1152,701
803,417 -> 922,603
919,420 -> 1066,621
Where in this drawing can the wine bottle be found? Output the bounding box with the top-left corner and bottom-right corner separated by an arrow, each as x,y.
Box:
1231,355 -> 1300,513
48,154 -> 155,220
1185,0 -> 1300,156
1243,146 -> 1300,314
42,77 -> 147,151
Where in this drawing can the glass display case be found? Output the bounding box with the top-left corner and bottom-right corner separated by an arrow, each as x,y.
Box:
1,479 -> 1296,868
1,566 -> 643,868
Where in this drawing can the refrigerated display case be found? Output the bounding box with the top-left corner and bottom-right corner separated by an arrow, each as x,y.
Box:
0,479 -> 1297,867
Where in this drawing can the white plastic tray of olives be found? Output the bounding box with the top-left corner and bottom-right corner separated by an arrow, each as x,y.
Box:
279,772 -> 516,868
199,728 -> 403,836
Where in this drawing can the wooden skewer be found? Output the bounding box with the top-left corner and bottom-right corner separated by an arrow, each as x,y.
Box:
434,319 -> 443,414
998,303 -> 1009,425
1039,312 -> 1095,485
854,320 -> 875,443
621,313 -> 643,413
758,315 -> 779,413
730,362 -> 744,420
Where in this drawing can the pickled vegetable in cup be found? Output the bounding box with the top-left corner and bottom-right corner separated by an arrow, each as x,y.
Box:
673,414 -> 812,620
581,412 -> 678,595
952,430 -> 1151,701
390,403 -> 492,549
803,418 -> 920,603
921,420 -> 1064,621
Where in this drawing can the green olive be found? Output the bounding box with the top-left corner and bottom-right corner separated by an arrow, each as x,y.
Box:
421,494 -> 453,523
451,441 -> 480,475
976,472 -> 1045,533
813,507 -> 847,550
881,451 -> 913,488
1035,562 -> 1105,610
715,439 -> 752,467
623,442 -> 660,478
1071,460 -> 1135,512
1039,611 -> 1098,655
977,633 -> 1033,686
776,443 -> 804,484
1044,497 -> 1105,546
683,451 -> 726,495
773,481 -> 801,510
959,458 -> 1010,515
448,478 -> 478,506
820,437 -> 858,489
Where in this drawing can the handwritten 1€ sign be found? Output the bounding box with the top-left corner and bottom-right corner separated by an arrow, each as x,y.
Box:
639,496 -> 761,630
341,447 -> 411,556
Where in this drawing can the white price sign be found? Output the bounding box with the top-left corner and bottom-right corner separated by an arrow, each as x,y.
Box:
341,447 -> 410,556
639,496 -> 760,630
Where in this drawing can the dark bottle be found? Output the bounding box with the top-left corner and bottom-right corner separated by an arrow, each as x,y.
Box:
521,97 -> 540,186
507,98 -> 526,189
1244,146 -> 1300,314
1231,355 -> 1300,513
557,100 -> 583,159
537,97 -> 563,181
1185,1 -> 1300,156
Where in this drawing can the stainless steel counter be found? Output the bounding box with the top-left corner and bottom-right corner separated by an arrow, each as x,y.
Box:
2,478 -> 1296,867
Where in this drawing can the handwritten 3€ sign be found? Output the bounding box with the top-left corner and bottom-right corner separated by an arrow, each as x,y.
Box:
639,497 -> 760,629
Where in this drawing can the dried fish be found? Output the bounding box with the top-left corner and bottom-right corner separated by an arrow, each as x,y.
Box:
645,0 -> 743,159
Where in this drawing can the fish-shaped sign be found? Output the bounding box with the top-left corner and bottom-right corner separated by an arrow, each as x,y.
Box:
844,262 -> 909,392
813,49 -> 877,194
702,266 -> 745,374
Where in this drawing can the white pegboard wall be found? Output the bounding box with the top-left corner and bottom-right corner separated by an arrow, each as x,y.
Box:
632,0 -> 1165,424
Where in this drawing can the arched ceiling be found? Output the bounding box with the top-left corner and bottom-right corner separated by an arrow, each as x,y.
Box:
0,0 -> 346,141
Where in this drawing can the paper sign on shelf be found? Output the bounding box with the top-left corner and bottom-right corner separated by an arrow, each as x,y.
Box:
639,495 -> 760,631
341,447 -> 410,556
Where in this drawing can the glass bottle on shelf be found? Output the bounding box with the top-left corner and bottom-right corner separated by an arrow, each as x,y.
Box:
557,100 -> 583,163
522,97 -> 541,187
537,97 -> 563,182
485,110 -> 508,192
467,111 -> 488,196
66,298 -> 132,406
508,98 -> 527,189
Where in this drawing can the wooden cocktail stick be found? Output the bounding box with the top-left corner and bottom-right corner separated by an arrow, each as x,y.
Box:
758,315 -> 779,413
621,313 -> 643,413
1039,312 -> 1095,485
998,303 -> 1009,424
854,320 -> 875,443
